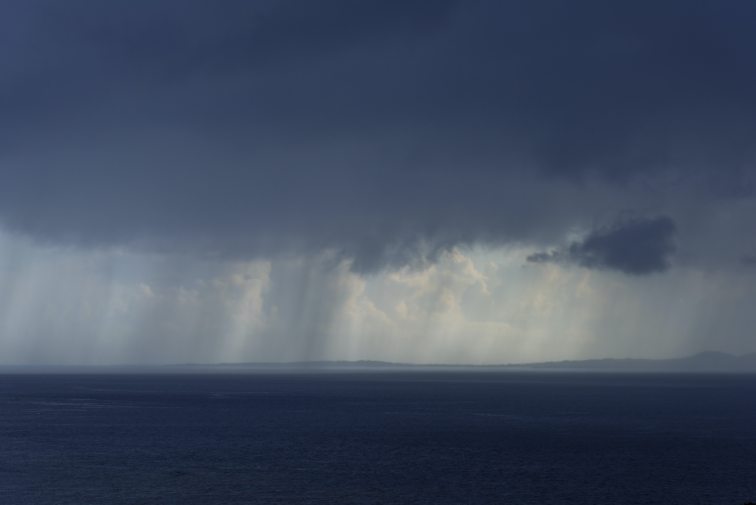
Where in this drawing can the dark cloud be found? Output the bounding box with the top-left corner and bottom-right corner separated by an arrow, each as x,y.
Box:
528,216 -> 677,275
1,0 -> 755,270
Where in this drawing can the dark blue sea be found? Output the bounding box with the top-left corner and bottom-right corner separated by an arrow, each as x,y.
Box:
1,372 -> 755,504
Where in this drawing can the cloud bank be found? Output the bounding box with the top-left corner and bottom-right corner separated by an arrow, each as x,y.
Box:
1,0 -> 755,272
2,1 -> 756,365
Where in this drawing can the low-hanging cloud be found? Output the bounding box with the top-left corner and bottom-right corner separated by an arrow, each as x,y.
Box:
1,0 -> 755,270
528,216 -> 677,275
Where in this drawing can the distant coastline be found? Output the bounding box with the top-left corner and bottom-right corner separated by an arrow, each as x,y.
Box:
2,351 -> 756,374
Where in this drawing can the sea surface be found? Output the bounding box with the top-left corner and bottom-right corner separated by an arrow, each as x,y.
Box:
1,372 -> 755,505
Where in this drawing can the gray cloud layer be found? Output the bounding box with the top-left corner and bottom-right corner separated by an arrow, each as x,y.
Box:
2,0 -> 756,272
528,216 -> 677,275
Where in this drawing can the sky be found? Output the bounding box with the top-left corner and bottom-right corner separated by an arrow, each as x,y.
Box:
1,0 -> 755,365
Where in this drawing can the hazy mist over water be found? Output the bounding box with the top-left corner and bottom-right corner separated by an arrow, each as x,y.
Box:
2,230 -> 756,367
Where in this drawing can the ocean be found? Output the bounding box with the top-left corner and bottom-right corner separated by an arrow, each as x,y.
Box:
1,372 -> 754,504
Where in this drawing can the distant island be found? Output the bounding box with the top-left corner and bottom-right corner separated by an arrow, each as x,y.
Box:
3,351 -> 756,373
504,350 -> 756,373
193,350 -> 756,373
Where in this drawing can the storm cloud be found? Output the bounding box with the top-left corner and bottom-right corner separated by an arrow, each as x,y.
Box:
1,0 -> 755,270
528,216 -> 677,275
2,0 -> 756,365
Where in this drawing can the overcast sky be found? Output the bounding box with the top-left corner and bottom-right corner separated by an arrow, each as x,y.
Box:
1,0 -> 755,365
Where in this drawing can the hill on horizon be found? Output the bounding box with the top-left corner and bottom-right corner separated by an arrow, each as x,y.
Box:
197,350 -> 756,373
